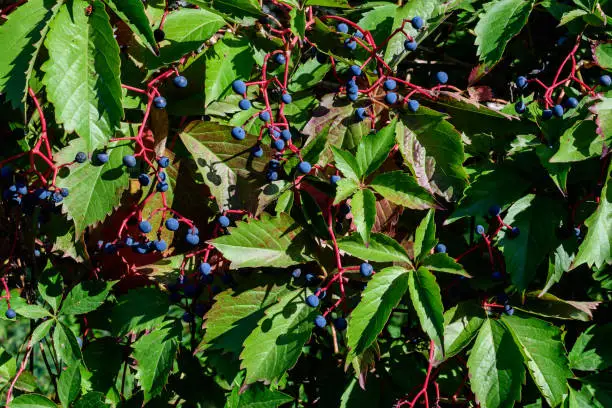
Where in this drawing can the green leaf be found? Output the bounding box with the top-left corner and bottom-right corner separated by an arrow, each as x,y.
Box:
408,267 -> 444,351
54,321 -> 82,364
304,0 -> 350,7
467,319 -> 526,408
334,178 -> 359,205
498,194 -> 564,291
559,9 -> 589,26
572,170 -> 611,269
351,189 -> 376,245
56,138 -> 131,236
14,304 -> 51,319
339,377 -> 381,408
370,171 -> 437,210
43,0 -> 123,152
38,265 -> 63,313
111,287 -> 170,336
61,280 -> 114,315
0,0 -> 61,110
550,120 -> 603,163
288,58 -> 330,93
337,233 -> 411,263
289,8 -> 306,39
413,209 -> 436,260
58,362 -> 82,407
356,119 -> 397,177
31,320 -> 54,344
211,213 -> 312,269
331,146 -> 361,182
300,192 -> 330,240
438,301 -> 486,361
474,0 -> 536,68
421,253 -> 471,277
201,279 -> 288,354
347,267 -> 410,358
502,315 -> 572,407
568,324 -> 612,371
240,289 -> 318,384
73,392 -> 109,408
594,42 -> 612,70
593,96 -> 612,142
180,121 -> 271,212
205,35 -> 254,106
583,372 -> 612,407
515,292 -> 599,322
102,0 -> 157,52
228,383 -> 293,408
9,394 -> 56,408
132,320 -> 181,402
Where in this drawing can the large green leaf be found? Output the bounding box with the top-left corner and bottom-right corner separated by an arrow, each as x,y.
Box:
58,362 -> 82,407
467,319 -> 525,408
572,170 -> 611,269
288,58 -> 331,93
498,194 -> 564,291
43,0 -> 123,152
211,213 -> 312,269
421,253 -> 470,277
53,321 -> 82,364
0,0 -> 60,110
180,121 -> 271,212
568,324 -> 612,372
60,280 -> 115,315
9,394 -> 56,408
111,287 -> 170,336
594,43 -> 612,70
474,0 -> 536,68
502,315 -> 572,407
437,301 -> 486,362
132,320 -> 181,402
102,0 -> 157,52
331,146 -> 361,182
347,267 -> 409,358
240,289 -> 317,384
337,233 -> 411,263
408,267 -> 444,351
351,189 -> 376,245
370,171 -> 437,210
74,392 -> 109,408
413,209 -> 436,260
226,383 -> 294,408
205,35 -> 254,106
550,120 -> 604,163
355,120 -> 397,177
38,264 -> 63,313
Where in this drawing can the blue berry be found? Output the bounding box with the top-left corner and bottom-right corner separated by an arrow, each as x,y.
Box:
492,271 -> 502,280
16,183 -> 27,195
182,312 -> 194,323
305,273 -> 316,283
154,240 -> 167,251
259,111 -> 271,122
348,92 -> 358,102
542,109 -> 553,120
238,99 -> 251,110
218,215 -> 230,227
51,191 -> 63,203
566,97 -> 578,109
553,104 -> 564,118
281,93 -> 292,104
407,99 -> 419,112
272,139 -> 285,151
267,171 -> 278,181
330,175 -> 341,185
504,304 -> 514,315
35,188 -> 49,200
476,225 -> 485,234
200,262 -> 211,275
334,317 -> 347,330
139,221 -> 152,233
123,155 -> 137,168
306,294 -> 320,307
231,127 -> 246,140
173,75 -> 188,88
411,16 -> 424,30
138,174 -> 150,186
385,92 -> 398,104
339,203 -> 351,215
188,226 -> 199,235
153,96 -> 167,109
165,218 -> 179,231
156,182 -> 169,192
158,170 -> 167,181
600,75 -> 611,87
280,129 -> 292,141
355,107 -> 367,121
404,40 -> 417,51
354,31 -> 364,39
510,227 -> 520,237
384,79 -> 397,91
336,23 -> 349,33
360,262 -> 373,277
251,146 -> 264,158
298,161 -> 311,174
435,243 -> 446,253
232,80 -> 247,94
344,38 -> 357,50
314,315 -> 327,328
347,83 -> 359,94
96,152 -> 109,164
349,65 -> 362,76
574,227 -> 581,237
436,71 -> 448,84
75,152 -> 87,163
292,268 -> 301,278
125,236 -> 135,246
186,233 -> 200,245
516,76 -> 528,89
515,101 -> 526,114
274,53 -> 286,65
5,309 -> 16,319
158,156 -> 170,168
60,188 -> 69,197
489,205 -> 501,216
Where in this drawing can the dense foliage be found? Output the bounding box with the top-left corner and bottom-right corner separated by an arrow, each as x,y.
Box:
0,0 -> 611,407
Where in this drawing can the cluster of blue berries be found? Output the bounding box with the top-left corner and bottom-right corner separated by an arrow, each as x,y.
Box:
1,167 -> 68,207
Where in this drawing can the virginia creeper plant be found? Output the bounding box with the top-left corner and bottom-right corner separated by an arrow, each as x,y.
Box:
0,0 -> 611,407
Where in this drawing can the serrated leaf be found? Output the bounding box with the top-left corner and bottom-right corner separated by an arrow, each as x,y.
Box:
334,178 -> 359,205
240,289 -> 317,384
337,233 -> 411,263
568,324 -> 612,371
54,321 -> 82,364
351,189 -> 376,245
408,267 -> 444,351
498,194 -> 564,291
331,146 -> 361,181
413,209 -> 436,260
502,315 -> 572,407
347,267 -> 409,358
0,0 -> 61,110
58,362 -> 82,407
474,0 -> 536,68
228,383 -> 293,408
370,171 -> 437,210
300,192 -> 330,239
111,287 -> 170,336
205,35 -> 254,106
38,264 -> 63,313
467,319 -> 525,408
515,292 -> 600,322
559,9 -> 589,26
9,394 -> 56,408
102,0 -> 157,52
211,213 -> 312,269
56,138 -> 131,235
180,121 -> 271,212
60,280 -> 114,315
43,0 -> 123,152
31,320 -> 54,344
437,301 -> 486,362
288,58 -> 330,93
356,119 -> 397,177
132,320 -> 181,402
73,392 -> 109,408
594,42 -> 612,70
14,304 -> 51,319
550,120 -> 603,163
421,253 -> 471,277
289,8 -> 306,39
572,169 -> 611,269
304,0 -> 350,6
